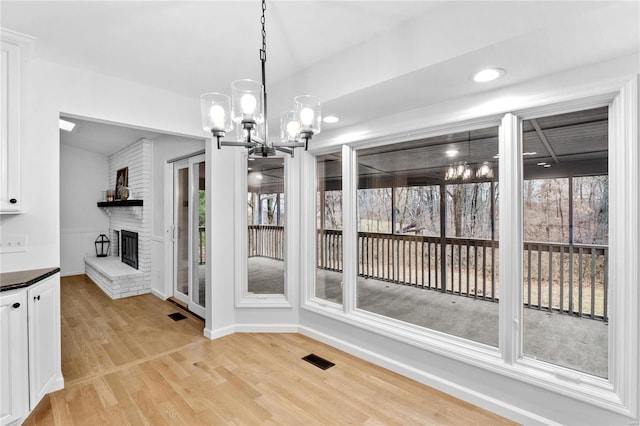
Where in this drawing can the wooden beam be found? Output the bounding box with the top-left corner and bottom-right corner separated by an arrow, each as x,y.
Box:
531,119 -> 560,164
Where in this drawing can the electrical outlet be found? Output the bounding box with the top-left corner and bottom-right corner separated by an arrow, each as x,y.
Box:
0,235 -> 27,253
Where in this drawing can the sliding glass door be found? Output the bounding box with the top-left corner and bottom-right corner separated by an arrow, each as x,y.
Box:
173,154 -> 206,317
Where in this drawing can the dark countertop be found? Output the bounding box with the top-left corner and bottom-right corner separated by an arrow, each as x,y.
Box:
0,267 -> 60,292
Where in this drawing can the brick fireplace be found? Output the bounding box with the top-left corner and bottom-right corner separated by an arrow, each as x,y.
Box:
85,138 -> 152,299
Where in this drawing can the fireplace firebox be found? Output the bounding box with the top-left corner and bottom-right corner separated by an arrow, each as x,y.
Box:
121,230 -> 139,269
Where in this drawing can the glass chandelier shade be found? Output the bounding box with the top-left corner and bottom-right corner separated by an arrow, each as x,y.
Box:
231,79 -> 264,124
476,161 -> 494,179
281,110 -> 301,142
295,95 -> 322,135
200,93 -> 232,133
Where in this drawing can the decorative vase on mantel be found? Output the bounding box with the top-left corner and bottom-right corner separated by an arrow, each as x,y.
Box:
119,186 -> 130,201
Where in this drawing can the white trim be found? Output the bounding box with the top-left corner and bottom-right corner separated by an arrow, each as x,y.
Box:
608,76 -> 639,418
298,325 -> 559,426
341,145 -> 357,314
163,162 -> 173,302
150,288 -> 167,300
150,235 -> 164,243
0,28 -> 36,61
300,151 -> 316,306
235,296 -> 292,309
499,113 -> 522,365
235,151 -> 293,308
203,324 -> 299,339
204,324 -> 235,340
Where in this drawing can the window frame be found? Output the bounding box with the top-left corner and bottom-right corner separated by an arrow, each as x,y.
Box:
235,151 -> 292,308
301,79 -> 638,416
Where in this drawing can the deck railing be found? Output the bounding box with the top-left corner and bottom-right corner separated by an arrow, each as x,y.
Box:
247,225 -> 608,321
248,225 -> 285,259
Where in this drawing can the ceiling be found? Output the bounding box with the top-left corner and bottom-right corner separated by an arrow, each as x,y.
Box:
59,116 -> 202,156
2,1 -> 639,155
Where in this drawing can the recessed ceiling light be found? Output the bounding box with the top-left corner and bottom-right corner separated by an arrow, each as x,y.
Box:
248,158 -> 255,161
445,149 -> 458,157
473,68 -> 505,83
256,174 -> 263,180
543,164 -> 551,168
59,118 -> 76,132
523,151 -> 537,156
323,115 -> 339,124
248,167 -> 253,171
493,154 -> 500,159
537,162 -> 547,166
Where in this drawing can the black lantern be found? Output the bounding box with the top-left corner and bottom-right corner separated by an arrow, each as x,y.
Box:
95,234 -> 110,257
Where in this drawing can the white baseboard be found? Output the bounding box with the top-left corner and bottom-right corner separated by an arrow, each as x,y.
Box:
150,288 -> 167,300
204,324 -> 235,340
204,324 -> 299,340
298,325 -> 557,426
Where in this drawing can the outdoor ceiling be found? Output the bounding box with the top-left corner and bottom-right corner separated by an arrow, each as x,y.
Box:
2,1 -> 638,154
316,106 -> 609,188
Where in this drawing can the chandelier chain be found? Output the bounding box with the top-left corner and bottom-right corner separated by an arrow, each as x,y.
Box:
261,0 -> 267,57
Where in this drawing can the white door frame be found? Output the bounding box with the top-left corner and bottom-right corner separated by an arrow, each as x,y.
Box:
164,153 -> 206,318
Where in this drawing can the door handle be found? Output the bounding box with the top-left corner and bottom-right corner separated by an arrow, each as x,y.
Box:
12,302 -> 20,308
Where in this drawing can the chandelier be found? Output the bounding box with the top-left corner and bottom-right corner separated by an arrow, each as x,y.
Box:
200,0 -> 321,157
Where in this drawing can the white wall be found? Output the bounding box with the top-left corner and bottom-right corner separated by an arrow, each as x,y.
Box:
59,143 -> 109,276
149,134 -> 204,299
151,135 -> 204,238
0,55 -> 206,273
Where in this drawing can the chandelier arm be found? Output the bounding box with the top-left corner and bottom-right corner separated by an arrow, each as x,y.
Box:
273,141 -> 305,148
275,146 -> 294,157
220,141 -> 258,148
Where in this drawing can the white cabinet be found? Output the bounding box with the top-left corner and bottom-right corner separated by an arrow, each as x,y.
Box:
0,274 -> 62,426
0,37 -> 22,213
1,29 -> 33,214
0,290 -> 29,425
27,277 -> 60,410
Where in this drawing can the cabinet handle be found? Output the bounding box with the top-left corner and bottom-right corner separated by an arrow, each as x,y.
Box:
33,295 -> 40,301
9,198 -> 17,204
12,302 -> 20,308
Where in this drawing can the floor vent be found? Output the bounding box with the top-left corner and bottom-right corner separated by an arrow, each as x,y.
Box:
302,353 -> 335,370
168,312 -> 187,321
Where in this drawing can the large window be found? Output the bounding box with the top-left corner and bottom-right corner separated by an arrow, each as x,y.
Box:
306,89 -> 637,415
355,127 -> 500,346
521,107 -> 609,378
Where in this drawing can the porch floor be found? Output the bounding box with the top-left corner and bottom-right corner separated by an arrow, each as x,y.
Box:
250,256 -> 608,378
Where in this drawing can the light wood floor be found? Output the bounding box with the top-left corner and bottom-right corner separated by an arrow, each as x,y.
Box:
25,275 -> 517,425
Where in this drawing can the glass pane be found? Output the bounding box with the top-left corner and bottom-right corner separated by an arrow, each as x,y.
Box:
356,127 -> 500,346
176,167 -> 189,296
522,107 -> 609,378
247,157 -> 285,294
316,153 -> 343,304
192,161 -> 206,308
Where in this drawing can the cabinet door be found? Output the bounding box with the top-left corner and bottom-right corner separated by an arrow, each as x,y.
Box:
0,40 -> 22,213
27,276 -> 59,410
0,290 -> 29,426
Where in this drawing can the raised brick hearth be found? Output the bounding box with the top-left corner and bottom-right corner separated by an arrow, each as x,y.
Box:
85,138 -> 152,299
